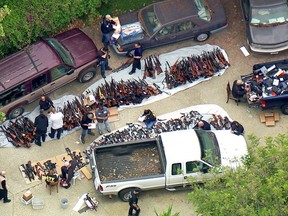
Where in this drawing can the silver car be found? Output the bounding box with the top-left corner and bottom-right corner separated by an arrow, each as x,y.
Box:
241,0 -> 288,54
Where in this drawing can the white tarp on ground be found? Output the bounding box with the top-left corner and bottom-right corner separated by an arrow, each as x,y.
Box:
84,44 -> 228,110
88,104 -> 232,148
0,95 -> 79,148
0,45 -> 229,148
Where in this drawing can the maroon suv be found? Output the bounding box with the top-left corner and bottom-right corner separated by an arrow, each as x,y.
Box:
0,28 -> 99,119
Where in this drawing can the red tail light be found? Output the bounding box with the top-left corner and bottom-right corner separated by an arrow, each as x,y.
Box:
260,99 -> 266,108
98,185 -> 103,192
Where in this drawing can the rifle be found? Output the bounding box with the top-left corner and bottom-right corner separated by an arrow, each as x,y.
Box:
153,55 -> 162,75
153,83 -> 171,95
112,58 -> 134,73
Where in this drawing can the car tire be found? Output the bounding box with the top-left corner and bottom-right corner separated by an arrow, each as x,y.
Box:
8,106 -> 24,119
281,104 -> 288,115
78,68 -> 96,83
119,188 -> 137,202
195,33 -> 210,42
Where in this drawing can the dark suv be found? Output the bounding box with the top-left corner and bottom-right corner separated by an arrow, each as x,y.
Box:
0,28 -> 99,119
113,0 -> 228,55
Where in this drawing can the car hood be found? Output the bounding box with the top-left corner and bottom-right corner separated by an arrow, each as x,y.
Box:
55,28 -> 98,67
214,130 -> 248,168
249,24 -> 288,45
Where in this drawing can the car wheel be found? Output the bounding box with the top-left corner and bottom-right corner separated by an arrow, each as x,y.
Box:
119,188 -> 137,202
281,104 -> 288,115
195,33 -> 210,42
78,68 -> 96,83
8,106 -> 24,119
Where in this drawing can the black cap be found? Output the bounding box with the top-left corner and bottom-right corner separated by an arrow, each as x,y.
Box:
134,189 -> 141,193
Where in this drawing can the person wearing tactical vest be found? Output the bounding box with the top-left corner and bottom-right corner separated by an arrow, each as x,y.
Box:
0,171 -> 11,203
128,189 -> 141,216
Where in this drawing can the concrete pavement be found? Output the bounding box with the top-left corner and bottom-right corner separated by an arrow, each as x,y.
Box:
1,0 -> 288,215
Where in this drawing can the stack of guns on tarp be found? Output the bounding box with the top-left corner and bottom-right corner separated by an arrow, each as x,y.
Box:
88,110 -> 232,148
20,147 -> 89,182
85,48 -> 230,108
142,48 -> 230,89
241,60 -> 288,101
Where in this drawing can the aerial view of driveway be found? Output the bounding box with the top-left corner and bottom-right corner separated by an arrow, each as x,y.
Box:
1,0 -> 287,216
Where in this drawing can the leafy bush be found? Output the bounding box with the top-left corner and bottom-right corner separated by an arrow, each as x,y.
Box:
0,0 -> 102,58
189,133 -> 288,216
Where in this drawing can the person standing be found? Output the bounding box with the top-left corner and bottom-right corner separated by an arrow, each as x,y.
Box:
230,121 -> 244,135
101,14 -> 116,50
0,171 -> 11,203
80,112 -> 95,144
128,189 -> 141,216
48,107 -> 64,140
98,47 -> 112,79
95,104 -> 111,135
129,42 -> 143,75
34,109 -> 49,146
39,95 -> 54,112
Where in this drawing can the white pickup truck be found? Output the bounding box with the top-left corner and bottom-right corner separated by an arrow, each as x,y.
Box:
90,129 -> 248,201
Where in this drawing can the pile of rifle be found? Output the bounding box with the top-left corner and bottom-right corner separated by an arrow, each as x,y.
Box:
21,160 -> 57,182
87,111 -> 232,152
164,48 -> 230,89
61,98 -> 84,131
65,147 -> 88,169
83,78 -> 161,108
210,114 -> 231,130
143,55 -> 162,79
0,116 -> 35,147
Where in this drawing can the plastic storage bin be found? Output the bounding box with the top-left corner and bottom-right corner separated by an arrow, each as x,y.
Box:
32,197 -> 44,209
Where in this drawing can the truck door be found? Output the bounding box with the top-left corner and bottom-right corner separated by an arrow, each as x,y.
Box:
41,65 -> 76,95
166,163 -> 185,187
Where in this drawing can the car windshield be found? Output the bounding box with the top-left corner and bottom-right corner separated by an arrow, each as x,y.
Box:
194,0 -> 211,21
195,130 -> 221,166
45,38 -> 75,67
250,4 -> 288,26
140,5 -> 162,36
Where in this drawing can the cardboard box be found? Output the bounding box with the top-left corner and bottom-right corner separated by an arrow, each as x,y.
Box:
23,190 -> 32,201
259,112 -> 280,126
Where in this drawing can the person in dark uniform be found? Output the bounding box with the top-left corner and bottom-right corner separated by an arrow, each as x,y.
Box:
129,42 -> 143,75
0,171 -> 11,203
101,14 -> 116,50
128,189 -> 141,216
39,95 -> 54,111
98,47 -> 112,79
194,120 -> 211,130
80,112 -> 95,144
230,121 -> 244,135
232,80 -> 247,99
142,109 -> 157,129
34,109 -> 49,146
45,170 -> 59,185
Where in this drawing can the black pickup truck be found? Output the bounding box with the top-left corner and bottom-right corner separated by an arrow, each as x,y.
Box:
243,59 -> 288,114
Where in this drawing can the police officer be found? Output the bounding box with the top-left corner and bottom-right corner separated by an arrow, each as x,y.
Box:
0,171 -> 11,203
128,189 -> 141,216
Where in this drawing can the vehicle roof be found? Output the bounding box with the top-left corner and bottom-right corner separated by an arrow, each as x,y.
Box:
250,0 -> 286,7
160,130 -> 201,164
154,0 -> 196,24
54,28 -> 98,67
0,41 -> 61,93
